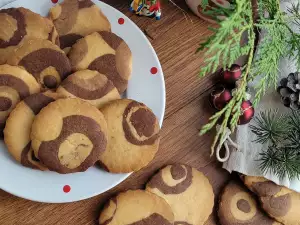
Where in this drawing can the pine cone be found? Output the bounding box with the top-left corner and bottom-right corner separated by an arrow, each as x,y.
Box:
278,72 -> 300,109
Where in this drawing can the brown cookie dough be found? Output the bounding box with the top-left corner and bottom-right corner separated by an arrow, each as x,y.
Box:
31,98 -> 108,174
56,69 -> 120,108
68,31 -> 132,94
49,0 -> 111,52
7,39 -> 71,89
0,64 -> 40,131
218,180 -> 280,225
242,176 -> 300,225
146,164 -> 214,225
4,91 -> 62,170
99,190 -> 174,225
99,99 -> 160,173
0,7 -> 59,64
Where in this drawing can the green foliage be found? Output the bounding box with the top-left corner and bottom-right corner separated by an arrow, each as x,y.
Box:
250,110 -> 300,179
198,0 -> 300,157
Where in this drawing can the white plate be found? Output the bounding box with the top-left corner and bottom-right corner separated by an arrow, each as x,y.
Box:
0,0 -> 165,203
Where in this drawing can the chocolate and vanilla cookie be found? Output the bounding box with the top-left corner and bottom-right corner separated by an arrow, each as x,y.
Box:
49,0 -> 111,53
99,99 -> 160,173
68,31 -> 132,94
218,180 -> 280,225
146,164 -> 214,225
31,98 -> 107,174
56,70 -> 120,108
242,176 -> 300,225
4,91 -> 62,170
0,7 -> 59,64
0,64 -> 40,131
99,190 -> 174,225
7,39 -> 71,89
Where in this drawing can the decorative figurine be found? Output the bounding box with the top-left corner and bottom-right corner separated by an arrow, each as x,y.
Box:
130,0 -> 162,20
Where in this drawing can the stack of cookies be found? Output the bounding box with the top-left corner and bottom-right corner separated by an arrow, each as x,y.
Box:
0,0 -> 161,174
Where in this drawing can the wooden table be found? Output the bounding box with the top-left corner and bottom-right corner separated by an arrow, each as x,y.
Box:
0,1 -> 231,224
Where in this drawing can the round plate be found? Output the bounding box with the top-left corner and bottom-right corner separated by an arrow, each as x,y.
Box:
0,0 -> 165,203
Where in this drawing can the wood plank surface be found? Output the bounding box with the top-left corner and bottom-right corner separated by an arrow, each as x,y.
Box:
0,1 -> 231,224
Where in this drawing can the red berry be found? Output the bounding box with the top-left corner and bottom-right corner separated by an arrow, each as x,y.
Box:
223,64 -> 242,84
238,100 -> 254,125
209,86 -> 232,110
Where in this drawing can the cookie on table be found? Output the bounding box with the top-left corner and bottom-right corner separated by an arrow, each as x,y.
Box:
68,31 -> 132,94
56,69 -> 120,108
4,91 -> 62,170
146,164 -> 214,225
218,180 -> 280,225
242,175 -> 300,225
31,98 -> 107,174
49,0 -> 111,52
7,39 -> 71,89
99,99 -> 160,173
0,64 -> 40,131
0,7 -> 59,64
99,190 -> 174,225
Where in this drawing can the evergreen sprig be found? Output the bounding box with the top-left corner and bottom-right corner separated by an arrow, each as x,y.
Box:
198,0 -> 300,156
251,110 -> 300,179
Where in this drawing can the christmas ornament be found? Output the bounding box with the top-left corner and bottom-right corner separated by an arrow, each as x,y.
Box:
209,86 -> 232,110
238,100 -> 254,125
278,72 -> 300,110
222,64 -> 242,84
130,0 -> 162,20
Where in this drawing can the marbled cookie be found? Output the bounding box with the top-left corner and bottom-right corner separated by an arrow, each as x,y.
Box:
99,190 -> 174,225
0,64 -> 40,131
56,70 -> 120,108
99,99 -> 160,173
68,31 -> 132,94
31,98 -> 107,174
218,180 -> 280,225
49,0 -> 111,52
243,176 -> 300,225
0,7 -> 59,64
146,164 -> 214,225
4,91 -> 62,170
7,39 -> 71,89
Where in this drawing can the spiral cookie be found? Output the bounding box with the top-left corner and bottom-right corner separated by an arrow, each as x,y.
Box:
49,0 -> 111,52
218,180 -> 280,225
146,164 -> 214,225
7,39 -> 71,89
99,190 -> 174,225
0,7 -> 59,64
0,64 -> 40,131
31,98 -> 108,174
4,91 -> 62,170
68,31 -> 132,94
56,70 -> 120,108
243,176 -> 300,225
99,99 -> 160,173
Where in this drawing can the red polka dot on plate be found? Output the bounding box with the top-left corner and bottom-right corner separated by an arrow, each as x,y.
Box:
118,18 -> 125,25
151,67 -> 158,75
51,0 -> 58,3
63,185 -> 71,193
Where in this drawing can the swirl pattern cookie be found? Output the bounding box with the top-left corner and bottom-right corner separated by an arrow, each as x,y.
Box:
0,7 -> 59,64
0,64 -> 40,131
4,91 -> 62,170
68,31 -> 132,94
31,98 -> 108,174
7,39 -> 71,89
49,0 -> 111,52
99,99 -> 160,173
243,176 -> 300,225
218,180 -> 280,225
99,190 -> 174,225
56,70 -> 120,108
146,164 -> 214,225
